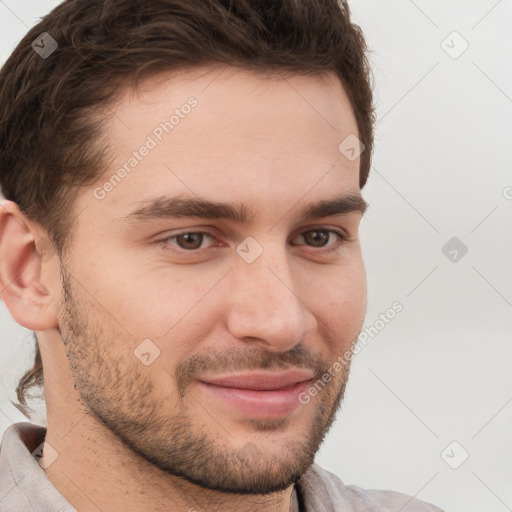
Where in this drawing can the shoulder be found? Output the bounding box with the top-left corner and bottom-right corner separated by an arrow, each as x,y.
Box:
298,463 -> 445,511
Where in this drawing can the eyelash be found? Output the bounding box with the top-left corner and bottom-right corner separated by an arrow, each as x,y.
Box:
157,228 -> 351,255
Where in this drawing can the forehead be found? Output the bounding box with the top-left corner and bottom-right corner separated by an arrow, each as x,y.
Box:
119,64 -> 354,114
81,65 -> 361,223
106,64 -> 358,150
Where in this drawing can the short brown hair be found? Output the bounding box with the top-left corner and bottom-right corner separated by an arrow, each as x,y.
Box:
0,0 -> 374,419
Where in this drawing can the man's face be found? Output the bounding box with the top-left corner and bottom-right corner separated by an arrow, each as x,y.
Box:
55,66 -> 367,494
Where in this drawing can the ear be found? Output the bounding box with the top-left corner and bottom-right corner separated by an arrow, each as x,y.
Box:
0,199 -> 59,331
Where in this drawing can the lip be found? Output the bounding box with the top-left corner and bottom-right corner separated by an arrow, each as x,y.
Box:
196,370 -> 315,418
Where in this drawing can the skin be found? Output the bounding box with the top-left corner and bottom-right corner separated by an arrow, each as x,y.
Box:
0,65 -> 367,512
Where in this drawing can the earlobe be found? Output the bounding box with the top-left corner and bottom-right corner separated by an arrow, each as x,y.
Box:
0,200 -> 59,331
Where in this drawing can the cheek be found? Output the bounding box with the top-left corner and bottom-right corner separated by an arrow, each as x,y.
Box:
122,274 -> 226,364
86,255 -> 215,343
338,266 -> 366,319
312,262 -> 366,350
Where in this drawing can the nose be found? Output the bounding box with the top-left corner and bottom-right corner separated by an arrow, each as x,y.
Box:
224,243 -> 315,352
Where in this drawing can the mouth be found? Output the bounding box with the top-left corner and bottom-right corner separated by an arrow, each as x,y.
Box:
196,370 -> 315,418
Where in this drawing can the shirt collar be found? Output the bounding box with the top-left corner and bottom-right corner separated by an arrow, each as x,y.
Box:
0,422 -> 76,511
1,422 -> 341,512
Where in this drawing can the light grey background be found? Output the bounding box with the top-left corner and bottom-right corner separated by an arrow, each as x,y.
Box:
1,1 -> 511,511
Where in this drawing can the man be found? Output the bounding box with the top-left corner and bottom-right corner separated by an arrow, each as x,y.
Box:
0,0 -> 444,510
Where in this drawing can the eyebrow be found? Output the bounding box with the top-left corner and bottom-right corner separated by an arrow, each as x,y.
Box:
123,193 -> 368,225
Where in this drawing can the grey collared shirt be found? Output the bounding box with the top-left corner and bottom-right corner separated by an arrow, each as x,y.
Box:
1,422 -> 445,511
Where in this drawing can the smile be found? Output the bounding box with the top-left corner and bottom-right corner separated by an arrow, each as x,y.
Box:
196,370 -> 315,418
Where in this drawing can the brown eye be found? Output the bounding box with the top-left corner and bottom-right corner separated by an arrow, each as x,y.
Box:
302,230 -> 331,247
162,232 -> 215,251
295,229 -> 347,249
176,233 -> 204,250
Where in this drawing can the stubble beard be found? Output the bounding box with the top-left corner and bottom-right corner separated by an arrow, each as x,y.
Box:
57,263 -> 353,495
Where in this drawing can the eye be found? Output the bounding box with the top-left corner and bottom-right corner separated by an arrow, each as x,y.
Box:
157,228 -> 351,255
292,228 -> 349,252
160,231 -> 216,251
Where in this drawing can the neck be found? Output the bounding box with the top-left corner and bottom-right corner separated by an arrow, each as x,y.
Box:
42,413 -> 296,512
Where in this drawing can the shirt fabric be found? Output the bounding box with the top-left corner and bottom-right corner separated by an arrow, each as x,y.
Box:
0,422 -> 445,511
